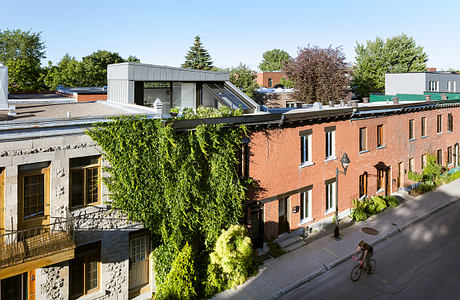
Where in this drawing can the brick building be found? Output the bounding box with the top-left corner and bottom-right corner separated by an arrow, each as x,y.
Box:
246,100 -> 460,242
256,71 -> 287,88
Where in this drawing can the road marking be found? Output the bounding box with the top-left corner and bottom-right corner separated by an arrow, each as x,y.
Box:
323,247 -> 339,257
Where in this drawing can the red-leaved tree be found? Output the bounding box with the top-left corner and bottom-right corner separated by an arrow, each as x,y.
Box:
284,45 -> 350,104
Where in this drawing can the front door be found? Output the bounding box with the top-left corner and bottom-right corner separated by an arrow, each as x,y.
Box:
129,232 -> 149,297
0,272 -> 30,300
0,168 -> 4,238
278,198 -> 290,234
385,168 -> 391,196
398,162 -> 404,188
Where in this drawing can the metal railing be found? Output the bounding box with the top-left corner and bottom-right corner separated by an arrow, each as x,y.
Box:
0,217 -> 75,269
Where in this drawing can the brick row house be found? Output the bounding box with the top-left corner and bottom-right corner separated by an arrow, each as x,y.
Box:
246,101 -> 459,242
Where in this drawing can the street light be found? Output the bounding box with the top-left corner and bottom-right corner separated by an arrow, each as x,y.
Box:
334,153 -> 351,240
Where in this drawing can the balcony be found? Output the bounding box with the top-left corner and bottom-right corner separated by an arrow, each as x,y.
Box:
0,218 -> 75,280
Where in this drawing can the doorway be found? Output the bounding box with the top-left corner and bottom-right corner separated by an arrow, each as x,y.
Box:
398,162 -> 404,189
129,232 -> 150,299
0,271 -> 34,300
278,197 -> 290,234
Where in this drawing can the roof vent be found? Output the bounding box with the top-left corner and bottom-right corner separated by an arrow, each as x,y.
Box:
350,100 -> 359,108
329,101 -> 335,108
425,95 -> 431,102
362,97 -> 369,103
313,102 -> 323,110
392,97 -> 399,104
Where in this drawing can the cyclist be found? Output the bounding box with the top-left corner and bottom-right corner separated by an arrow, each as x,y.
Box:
353,240 -> 373,270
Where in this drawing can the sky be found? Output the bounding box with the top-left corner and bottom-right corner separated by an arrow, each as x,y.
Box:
3,0 -> 460,71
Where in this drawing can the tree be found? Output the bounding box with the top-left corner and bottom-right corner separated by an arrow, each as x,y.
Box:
353,33 -> 428,98
259,49 -> 290,72
0,29 -> 46,91
44,50 -> 137,89
181,36 -> 214,70
81,50 -> 126,86
284,45 -> 350,104
228,63 -> 259,99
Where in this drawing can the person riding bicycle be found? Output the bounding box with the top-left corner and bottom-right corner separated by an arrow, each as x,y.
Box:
353,240 -> 373,269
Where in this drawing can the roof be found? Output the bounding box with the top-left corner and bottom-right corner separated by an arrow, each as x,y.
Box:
107,62 -> 229,82
57,86 -> 107,95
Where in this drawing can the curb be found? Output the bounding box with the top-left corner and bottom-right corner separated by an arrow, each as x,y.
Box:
270,196 -> 460,299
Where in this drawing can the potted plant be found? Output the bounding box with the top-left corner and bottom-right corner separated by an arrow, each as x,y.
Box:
170,107 -> 179,117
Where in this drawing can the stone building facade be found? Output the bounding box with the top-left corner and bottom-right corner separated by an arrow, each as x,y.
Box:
0,102 -> 155,300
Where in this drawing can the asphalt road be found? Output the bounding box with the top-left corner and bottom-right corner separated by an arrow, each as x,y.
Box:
280,201 -> 460,300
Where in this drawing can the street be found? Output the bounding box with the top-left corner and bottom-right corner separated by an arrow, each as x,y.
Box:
280,200 -> 460,300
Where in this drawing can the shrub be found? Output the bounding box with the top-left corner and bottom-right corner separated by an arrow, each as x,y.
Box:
152,243 -> 175,287
370,196 -> 387,213
408,170 -> 423,182
156,242 -> 197,300
385,195 -> 399,207
446,170 -> 460,183
353,208 -> 368,222
205,225 -> 255,294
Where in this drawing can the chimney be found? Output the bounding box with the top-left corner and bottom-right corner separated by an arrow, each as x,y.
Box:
350,100 -> 359,108
392,97 -> 399,104
425,95 -> 431,102
313,102 -> 323,110
340,100 -> 346,107
362,97 -> 369,103
329,100 -> 334,108
441,94 -> 447,100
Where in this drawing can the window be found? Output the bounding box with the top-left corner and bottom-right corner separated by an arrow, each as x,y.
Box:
377,169 -> 385,191
325,180 -> 336,213
448,113 -> 453,132
268,78 -> 273,88
70,242 -> 101,299
428,81 -> 438,91
70,156 -> 101,208
299,189 -> 312,222
409,119 -> 414,140
437,115 -> 442,133
421,154 -> 427,169
409,158 -> 415,172
359,127 -> 367,151
447,146 -> 453,165
421,117 -> 426,137
448,81 -> 451,92
325,127 -> 336,159
377,125 -> 384,147
437,149 -> 443,165
18,162 -> 50,226
359,172 -> 368,198
300,130 -> 312,165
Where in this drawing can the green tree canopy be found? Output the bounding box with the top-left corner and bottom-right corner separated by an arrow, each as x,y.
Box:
284,45 -> 350,104
0,29 -> 46,92
353,33 -> 428,98
227,63 -> 259,99
181,35 -> 214,70
258,49 -> 290,72
44,50 -> 138,89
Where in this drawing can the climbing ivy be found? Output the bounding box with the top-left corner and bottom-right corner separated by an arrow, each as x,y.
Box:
87,107 -> 249,297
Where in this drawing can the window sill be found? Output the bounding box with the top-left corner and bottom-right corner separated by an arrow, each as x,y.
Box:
409,138 -> 416,142
359,150 -> 369,154
447,130 -> 453,133
421,136 -> 428,139
376,188 -> 385,194
324,156 -> 337,162
437,132 -> 443,135
377,146 -> 386,150
74,290 -> 105,300
325,208 -> 336,215
299,162 -> 315,169
299,217 -> 314,225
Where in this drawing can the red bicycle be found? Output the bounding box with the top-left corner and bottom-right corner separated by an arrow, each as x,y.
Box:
350,256 -> 376,281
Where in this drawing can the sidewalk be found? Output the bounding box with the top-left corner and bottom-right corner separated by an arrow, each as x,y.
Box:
213,178 -> 460,300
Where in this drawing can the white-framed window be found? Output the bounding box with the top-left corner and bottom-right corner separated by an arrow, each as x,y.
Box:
428,81 -> 439,91
325,181 -> 336,213
325,130 -> 335,159
300,189 -> 312,223
300,131 -> 312,165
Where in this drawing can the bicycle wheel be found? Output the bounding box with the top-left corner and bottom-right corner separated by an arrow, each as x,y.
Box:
367,259 -> 376,274
351,265 -> 362,281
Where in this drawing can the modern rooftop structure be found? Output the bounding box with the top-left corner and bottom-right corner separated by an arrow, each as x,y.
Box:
107,63 -> 261,115
385,71 -> 460,95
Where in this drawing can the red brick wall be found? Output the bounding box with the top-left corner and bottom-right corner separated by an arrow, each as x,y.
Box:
249,106 -> 459,238
76,94 -> 107,102
256,72 -> 287,88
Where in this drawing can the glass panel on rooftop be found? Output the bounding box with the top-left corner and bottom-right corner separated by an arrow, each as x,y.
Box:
204,83 -> 250,110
